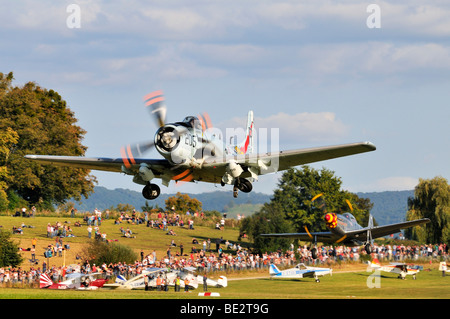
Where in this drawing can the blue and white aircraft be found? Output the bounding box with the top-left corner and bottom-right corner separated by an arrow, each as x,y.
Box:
269,263 -> 332,282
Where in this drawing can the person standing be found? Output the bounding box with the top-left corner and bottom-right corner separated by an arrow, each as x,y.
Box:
144,274 -> 149,291
203,274 -> 208,292
174,276 -> 181,292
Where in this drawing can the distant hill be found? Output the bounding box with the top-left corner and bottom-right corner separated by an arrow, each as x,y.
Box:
72,186 -> 271,213
72,187 -> 415,226
356,190 -> 414,226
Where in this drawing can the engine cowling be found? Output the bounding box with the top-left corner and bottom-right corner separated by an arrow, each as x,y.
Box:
325,213 -> 338,229
154,124 -> 192,164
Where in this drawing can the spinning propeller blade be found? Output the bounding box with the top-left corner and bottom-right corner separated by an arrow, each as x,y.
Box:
121,90 -> 167,168
143,90 -> 167,127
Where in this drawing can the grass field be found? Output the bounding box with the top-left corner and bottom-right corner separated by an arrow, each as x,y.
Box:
0,214 -> 449,301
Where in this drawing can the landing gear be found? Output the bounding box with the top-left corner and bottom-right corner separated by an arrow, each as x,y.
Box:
142,183 -> 160,200
311,247 -> 318,260
232,178 -> 253,198
364,243 -> 373,254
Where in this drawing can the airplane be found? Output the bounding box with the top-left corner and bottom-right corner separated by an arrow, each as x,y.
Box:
103,267 -> 199,290
39,272 -> 108,290
269,263 -> 332,282
25,90 -> 376,200
367,258 -> 420,279
260,193 -> 430,258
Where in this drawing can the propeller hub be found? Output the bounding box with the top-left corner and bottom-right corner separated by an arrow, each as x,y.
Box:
155,125 -> 180,153
325,213 -> 338,229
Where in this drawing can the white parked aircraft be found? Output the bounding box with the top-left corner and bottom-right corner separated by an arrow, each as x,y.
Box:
269,263 -> 332,282
25,90 -> 376,199
367,258 -> 420,280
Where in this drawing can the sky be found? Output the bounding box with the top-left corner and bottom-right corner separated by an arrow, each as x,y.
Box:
1,1 -> 449,196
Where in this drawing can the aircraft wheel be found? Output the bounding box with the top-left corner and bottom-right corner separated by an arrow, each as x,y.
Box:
365,244 -> 373,254
311,248 -> 318,259
315,279 -> 320,283
236,178 -> 253,193
142,183 -> 160,200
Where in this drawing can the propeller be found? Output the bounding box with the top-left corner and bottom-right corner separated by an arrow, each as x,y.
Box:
121,90 -> 167,168
311,193 -> 355,244
143,90 -> 167,127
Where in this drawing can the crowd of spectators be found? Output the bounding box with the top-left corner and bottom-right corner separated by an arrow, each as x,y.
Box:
1,240 -> 448,287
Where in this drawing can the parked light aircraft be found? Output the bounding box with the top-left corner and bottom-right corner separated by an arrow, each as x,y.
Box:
261,193 -> 430,257
269,263 -> 332,282
25,90 -> 376,199
367,258 -> 420,279
39,272 -> 107,290
102,267 -> 200,290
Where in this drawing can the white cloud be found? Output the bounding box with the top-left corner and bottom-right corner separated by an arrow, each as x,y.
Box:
217,111 -> 349,146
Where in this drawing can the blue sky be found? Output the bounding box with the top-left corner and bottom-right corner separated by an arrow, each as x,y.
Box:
1,1 -> 449,195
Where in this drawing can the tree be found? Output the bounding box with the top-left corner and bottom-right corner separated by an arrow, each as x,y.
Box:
80,240 -> 137,265
406,176 -> 450,244
0,72 -> 96,209
165,192 -> 202,213
0,127 -> 19,210
270,166 -> 370,233
0,230 -> 23,267
240,202 -> 294,253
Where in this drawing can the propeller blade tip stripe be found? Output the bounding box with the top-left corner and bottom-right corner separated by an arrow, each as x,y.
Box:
143,90 -> 164,102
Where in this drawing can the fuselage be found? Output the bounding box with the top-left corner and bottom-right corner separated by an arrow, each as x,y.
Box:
326,212 -> 363,236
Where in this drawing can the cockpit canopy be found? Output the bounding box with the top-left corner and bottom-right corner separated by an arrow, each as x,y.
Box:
342,213 -> 357,222
178,116 -> 202,130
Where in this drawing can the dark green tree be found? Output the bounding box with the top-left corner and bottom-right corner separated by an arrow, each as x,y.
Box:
240,202 -> 294,253
0,72 -> 96,209
406,176 -> 449,244
271,166 -> 369,233
0,127 -> 19,210
0,230 -> 23,267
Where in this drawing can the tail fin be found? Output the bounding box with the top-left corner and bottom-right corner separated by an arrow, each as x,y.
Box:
370,258 -> 381,268
115,275 -> 127,283
368,214 -> 374,229
233,110 -> 254,155
40,273 -> 53,288
218,276 -> 228,288
269,264 -> 281,275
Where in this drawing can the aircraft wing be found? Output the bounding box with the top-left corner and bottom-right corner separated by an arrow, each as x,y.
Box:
202,141 -> 376,179
260,218 -> 429,244
344,218 -> 431,241
259,231 -> 341,243
24,155 -> 171,173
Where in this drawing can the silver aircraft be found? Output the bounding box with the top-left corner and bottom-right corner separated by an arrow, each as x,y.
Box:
25,90 -> 376,200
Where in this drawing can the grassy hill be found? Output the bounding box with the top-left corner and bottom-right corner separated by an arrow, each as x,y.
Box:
356,190 -> 414,226
2,213 -> 247,271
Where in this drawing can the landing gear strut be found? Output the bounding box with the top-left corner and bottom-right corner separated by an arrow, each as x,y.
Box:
142,183 -> 161,200
233,178 -> 253,198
